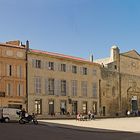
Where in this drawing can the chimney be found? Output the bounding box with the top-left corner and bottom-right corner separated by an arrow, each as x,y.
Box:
26,40 -> 29,51
90,54 -> 94,62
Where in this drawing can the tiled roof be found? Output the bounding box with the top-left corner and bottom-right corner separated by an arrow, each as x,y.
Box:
30,49 -> 97,64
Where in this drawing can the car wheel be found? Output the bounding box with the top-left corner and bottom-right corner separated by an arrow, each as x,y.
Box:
4,117 -> 10,123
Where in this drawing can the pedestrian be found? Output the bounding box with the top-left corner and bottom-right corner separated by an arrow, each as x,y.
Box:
127,110 -> 130,117
88,110 -> 91,120
76,113 -> 81,121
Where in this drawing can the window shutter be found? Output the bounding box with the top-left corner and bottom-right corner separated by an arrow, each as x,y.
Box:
32,59 -> 36,68
55,79 -> 60,96
57,63 -> 61,71
41,61 -> 44,69
20,84 -> 23,96
80,67 -> 83,74
7,64 -> 9,76
45,78 -> 48,95
66,81 -> 69,96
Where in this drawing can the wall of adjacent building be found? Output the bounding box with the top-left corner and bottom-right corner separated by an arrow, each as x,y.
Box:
0,44 -> 27,109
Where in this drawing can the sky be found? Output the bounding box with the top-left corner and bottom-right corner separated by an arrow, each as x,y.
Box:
0,0 -> 140,59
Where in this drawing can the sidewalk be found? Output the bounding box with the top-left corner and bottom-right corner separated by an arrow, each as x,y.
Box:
39,117 -> 140,133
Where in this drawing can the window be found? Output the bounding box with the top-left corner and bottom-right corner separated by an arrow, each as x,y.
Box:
93,83 -> 97,98
7,64 -> 12,76
48,100 -> 54,115
17,84 -> 23,96
114,65 -> 117,70
61,80 -> 66,96
81,81 -> 87,96
48,62 -> 54,70
72,65 -> 77,74
48,78 -> 55,95
61,64 -> 66,72
17,65 -> 22,78
7,83 -> 12,96
83,67 -> 87,75
71,80 -> 77,96
35,100 -> 42,114
32,60 -> 41,68
34,77 -> 41,94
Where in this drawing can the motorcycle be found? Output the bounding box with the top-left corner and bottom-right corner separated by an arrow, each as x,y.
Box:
18,112 -> 38,125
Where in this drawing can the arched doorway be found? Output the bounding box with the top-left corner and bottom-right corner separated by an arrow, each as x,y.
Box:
127,82 -> 140,114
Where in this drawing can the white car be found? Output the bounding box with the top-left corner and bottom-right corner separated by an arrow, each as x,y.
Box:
0,108 -> 21,122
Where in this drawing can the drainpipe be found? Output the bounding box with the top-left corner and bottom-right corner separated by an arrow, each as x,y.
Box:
25,40 -> 29,112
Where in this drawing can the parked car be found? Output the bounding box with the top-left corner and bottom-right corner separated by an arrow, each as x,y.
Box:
0,108 -> 21,122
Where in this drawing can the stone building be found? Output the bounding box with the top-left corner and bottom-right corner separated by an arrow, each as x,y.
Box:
95,46 -> 140,116
27,49 -> 100,118
0,41 -> 27,109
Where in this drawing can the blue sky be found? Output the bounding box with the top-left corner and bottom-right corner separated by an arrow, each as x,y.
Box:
0,0 -> 140,59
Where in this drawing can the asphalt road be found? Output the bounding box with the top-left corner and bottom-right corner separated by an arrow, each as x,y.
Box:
0,122 -> 140,140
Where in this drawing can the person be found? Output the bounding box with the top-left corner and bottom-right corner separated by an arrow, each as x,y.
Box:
0,108 -> 4,122
76,113 -> 81,121
127,110 -> 130,117
20,108 -> 26,118
88,110 -> 91,120
91,112 -> 95,120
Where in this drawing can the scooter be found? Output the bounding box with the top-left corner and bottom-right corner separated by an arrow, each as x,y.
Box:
19,114 -> 38,125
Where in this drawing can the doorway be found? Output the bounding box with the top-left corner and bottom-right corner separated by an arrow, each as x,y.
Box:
72,101 -> 77,115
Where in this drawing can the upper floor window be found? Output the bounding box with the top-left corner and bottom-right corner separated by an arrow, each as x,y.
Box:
32,59 -> 41,68
61,64 -> 66,72
72,65 -> 77,74
17,83 -> 23,96
71,80 -> 77,96
61,80 -> 66,96
48,78 -> 55,95
48,62 -> 54,70
34,77 -> 41,94
7,83 -> 13,96
93,69 -> 97,76
17,65 -> 22,78
93,83 -> 97,98
7,64 -> 12,76
83,67 -> 87,75
81,81 -> 87,96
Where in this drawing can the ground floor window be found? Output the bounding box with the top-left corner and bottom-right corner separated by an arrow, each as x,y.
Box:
48,100 -> 54,115
8,104 -> 22,109
35,99 -> 42,115
82,101 -> 87,114
60,100 -> 67,115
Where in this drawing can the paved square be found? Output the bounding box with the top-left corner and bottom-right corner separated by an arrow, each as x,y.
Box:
39,117 -> 140,133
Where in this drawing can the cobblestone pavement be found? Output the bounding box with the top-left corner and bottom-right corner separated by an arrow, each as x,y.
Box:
39,117 -> 140,133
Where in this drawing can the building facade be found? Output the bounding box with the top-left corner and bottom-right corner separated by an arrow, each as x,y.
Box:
0,41 -> 27,109
27,49 -> 100,118
96,46 -> 140,116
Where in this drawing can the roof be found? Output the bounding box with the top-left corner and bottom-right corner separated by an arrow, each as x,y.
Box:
120,50 -> 140,59
30,49 -> 100,65
0,42 -> 25,49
